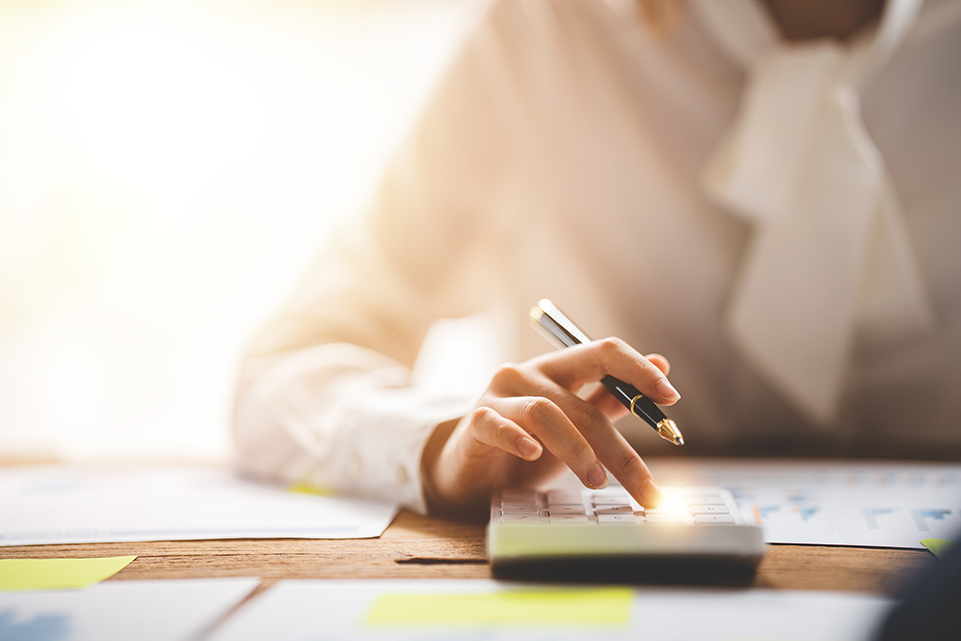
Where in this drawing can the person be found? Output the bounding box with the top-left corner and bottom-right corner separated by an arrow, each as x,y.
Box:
874,532 -> 961,640
232,0 -> 961,518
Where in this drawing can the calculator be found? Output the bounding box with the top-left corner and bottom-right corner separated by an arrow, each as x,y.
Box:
488,483 -> 766,577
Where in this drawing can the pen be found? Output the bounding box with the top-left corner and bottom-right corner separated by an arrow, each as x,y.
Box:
530,299 -> 684,446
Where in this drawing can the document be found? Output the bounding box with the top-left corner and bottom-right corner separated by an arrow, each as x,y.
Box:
0,465 -> 398,546
0,578 -> 258,641
206,579 -> 893,641
649,459 -> 961,548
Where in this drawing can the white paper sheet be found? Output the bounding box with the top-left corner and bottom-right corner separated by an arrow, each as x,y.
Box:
0,578 -> 259,641
206,579 -> 893,641
648,459 -> 961,548
0,465 -> 398,546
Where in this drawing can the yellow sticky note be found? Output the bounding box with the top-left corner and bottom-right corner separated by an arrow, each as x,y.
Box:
288,482 -> 335,497
366,588 -> 632,626
921,538 -> 954,558
0,556 -> 137,591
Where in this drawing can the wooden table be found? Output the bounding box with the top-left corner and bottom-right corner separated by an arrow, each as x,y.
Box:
0,509 -> 933,601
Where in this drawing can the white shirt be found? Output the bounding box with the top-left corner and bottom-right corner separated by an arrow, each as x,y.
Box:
233,0 -> 961,514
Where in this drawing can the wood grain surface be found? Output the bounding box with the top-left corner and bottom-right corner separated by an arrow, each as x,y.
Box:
0,509 -> 933,599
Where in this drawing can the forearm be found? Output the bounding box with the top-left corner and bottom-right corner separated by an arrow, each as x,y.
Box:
234,342 -> 475,513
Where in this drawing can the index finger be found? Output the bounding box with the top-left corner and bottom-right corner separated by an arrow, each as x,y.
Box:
536,337 -> 680,405
530,377 -> 664,508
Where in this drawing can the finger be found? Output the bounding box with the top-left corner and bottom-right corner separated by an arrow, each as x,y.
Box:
583,384 -> 630,421
645,353 -> 670,376
491,396 -> 608,490
465,406 -> 543,461
526,379 -> 663,508
537,337 -> 680,405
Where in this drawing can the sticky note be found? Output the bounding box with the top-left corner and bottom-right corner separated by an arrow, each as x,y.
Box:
920,538 -> 954,558
366,588 -> 632,626
288,482 -> 335,497
0,556 -> 137,591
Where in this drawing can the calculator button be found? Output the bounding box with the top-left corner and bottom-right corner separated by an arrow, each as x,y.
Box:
594,505 -> 633,514
501,514 -> 545,524
548,506 -> 587,515
550,514 -> 590,524
547,490 -> 583,505
683,489 -> 723,496
591,496 -> 633,505
501,504 -> 539,513
645,514 -> 684,524
501,490 -> 540,502
598,513 -> 637,524
688,505 -> 731,514
684,496 -> 726,505
694,514 -> 736,524
645,507 -> 682,515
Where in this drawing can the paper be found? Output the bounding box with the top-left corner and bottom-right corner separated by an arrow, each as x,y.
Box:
0,556 -> 136,591
0,465 -> 398,546
647,459 -> 961,549
206,579 -> 893,641
366,588 -> 632,626
920,538 -> 954,558
0,578 -> 258,641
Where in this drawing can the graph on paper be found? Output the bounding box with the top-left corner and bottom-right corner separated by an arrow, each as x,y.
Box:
649,460 -> 961,548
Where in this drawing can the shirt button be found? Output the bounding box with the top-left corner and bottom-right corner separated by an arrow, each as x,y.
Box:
391,464 -> 409,485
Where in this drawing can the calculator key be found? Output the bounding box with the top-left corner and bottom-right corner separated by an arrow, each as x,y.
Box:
501,504 -> 539,513
645,513 -> 684,524
683,489 -> 723,496
547,490 -> 583,505
594,505 -> 634,514
688,505 -> 731,514
645,507 -> 682,515
591,495 -> 633,505
550,514 -> 590,524
694,514 -> 736,524
684,496 -> 726,505
501,490 -> 540,502
598,513 -> 637,524
501,514 -> 545,524
549,505 -> 588,515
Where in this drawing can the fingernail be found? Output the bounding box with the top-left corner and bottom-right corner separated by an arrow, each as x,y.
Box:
640,478 -> 663,507
588,464 -> 608,489
656,378 -> 680,401
518,438 -> 541,460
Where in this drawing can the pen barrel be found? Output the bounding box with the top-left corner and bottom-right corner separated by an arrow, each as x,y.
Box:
600,375 -> 667,427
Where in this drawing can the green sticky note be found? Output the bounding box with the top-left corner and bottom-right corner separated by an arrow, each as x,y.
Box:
0,556 -> 137,591
921,538 -> 954,558
366,588 -> 633,626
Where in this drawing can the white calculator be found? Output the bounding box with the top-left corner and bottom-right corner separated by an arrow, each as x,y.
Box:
488,483 -> 766,576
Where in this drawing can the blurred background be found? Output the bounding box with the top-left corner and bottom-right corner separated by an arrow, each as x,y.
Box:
0,0 -> 489,462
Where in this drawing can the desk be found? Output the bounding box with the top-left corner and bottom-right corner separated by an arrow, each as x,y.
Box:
0,509 -> 933,601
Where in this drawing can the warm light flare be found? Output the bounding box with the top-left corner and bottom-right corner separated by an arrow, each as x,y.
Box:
0,0 -> 485,460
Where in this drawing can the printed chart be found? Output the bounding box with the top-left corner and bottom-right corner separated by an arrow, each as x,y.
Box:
649,459 -> 961,548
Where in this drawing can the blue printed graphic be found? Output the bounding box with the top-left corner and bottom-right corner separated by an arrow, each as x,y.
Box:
913,509 -> 952,532
0,611 -> 71,641
864,508 -> 896,530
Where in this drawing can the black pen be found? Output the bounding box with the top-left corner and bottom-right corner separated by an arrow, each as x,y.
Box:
530,299 -> 684,446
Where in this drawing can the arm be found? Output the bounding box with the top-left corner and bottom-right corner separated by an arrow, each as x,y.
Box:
233,0 -> 681,517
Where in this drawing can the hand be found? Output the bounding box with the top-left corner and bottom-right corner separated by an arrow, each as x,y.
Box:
419,337 -> 679,518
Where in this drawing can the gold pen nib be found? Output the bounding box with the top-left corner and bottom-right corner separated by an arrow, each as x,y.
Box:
656,419 -> 684,446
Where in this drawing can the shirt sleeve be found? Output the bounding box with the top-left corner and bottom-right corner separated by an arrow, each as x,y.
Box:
232,0 -> 538,513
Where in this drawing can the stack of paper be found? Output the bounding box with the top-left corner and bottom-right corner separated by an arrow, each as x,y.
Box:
0,578 -> 258,641
206,580 -> 894,641
0,465 -> 398,546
